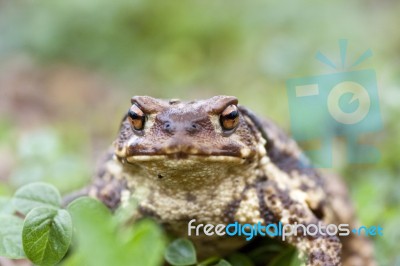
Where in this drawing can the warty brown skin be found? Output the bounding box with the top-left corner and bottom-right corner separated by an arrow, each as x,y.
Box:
77,95 -> 375,266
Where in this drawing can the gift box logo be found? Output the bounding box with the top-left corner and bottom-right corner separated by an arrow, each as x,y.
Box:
286,40 -> 382,168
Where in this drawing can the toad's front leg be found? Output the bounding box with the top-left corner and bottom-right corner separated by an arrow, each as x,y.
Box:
258,180 -> 342,266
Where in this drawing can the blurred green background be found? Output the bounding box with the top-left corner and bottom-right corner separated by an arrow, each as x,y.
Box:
0,0 -> 399,265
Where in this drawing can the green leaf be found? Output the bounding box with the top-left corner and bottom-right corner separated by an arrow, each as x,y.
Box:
122,219 -> 166,266
227,253 -> 254,266
113,197 -> 138,226
0,214 -> 25,258
61,251 -> 85,266
68,196 -> 111,216
22,207 -> 72,266
269,247 -> 302,266
214,260 -> 232,266
197,256 -> 220,266
67,197 -> 119,266
164,238 -> 197,266
67,197 -> 166,266
12,182 -> 61,215
0,197 -> 14,214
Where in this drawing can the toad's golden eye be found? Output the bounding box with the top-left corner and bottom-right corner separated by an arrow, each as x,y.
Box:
220,105 -> 239,130
128,104 -> 146,130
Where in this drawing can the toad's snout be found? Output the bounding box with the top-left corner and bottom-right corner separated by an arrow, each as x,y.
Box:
161,120 -> 203,135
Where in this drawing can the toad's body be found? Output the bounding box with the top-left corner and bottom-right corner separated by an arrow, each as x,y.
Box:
77,96 -> 375,266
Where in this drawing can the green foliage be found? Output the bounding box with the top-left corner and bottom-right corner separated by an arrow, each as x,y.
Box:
22,208 -> 72,266
66,197 -> 166,266
0,214 -> 25,258
0,183 -> 72,264
165,238 -> 233,266
12,182 -> 62,215
66,197 -> 118,265
0,183 -> 166,266
0,197 -> 14,214
165,238 -> 197,265
124,221 -> 165,266
213,260 -> 231,266
226,253 -> 254,266
268,247 -> 300,266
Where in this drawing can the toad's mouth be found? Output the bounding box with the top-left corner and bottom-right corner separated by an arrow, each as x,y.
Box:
126,153 -> 246,163
122,144 -> 256,163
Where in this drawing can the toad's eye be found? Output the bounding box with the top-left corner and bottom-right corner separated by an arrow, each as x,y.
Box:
128,104 -> 146,130
220,105 -> 239,130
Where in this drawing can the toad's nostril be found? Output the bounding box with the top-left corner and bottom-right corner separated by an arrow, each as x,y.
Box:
163,121 -> 174,133
186,122 -> 201,133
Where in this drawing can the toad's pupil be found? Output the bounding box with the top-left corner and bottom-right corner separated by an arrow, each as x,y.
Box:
225,110 -> 238,119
